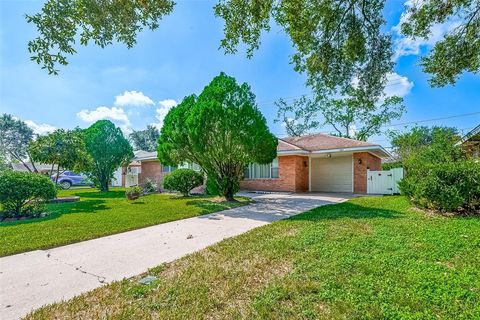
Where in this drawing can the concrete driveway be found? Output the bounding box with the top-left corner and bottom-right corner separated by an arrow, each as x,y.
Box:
0,192 -> 350,320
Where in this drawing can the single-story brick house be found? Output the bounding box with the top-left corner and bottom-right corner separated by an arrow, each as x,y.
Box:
125,133 -> 389,194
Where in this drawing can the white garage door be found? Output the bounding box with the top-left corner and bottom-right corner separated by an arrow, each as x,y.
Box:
311,155 -> 353,192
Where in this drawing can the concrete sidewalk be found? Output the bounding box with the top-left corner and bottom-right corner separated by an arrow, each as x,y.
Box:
0,193 -> 349,320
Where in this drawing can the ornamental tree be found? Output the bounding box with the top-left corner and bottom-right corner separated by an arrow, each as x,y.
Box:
83,120 -> 133,192
29,128 -> 90,183
158,73 -> 277,201
0,114 -> 37,172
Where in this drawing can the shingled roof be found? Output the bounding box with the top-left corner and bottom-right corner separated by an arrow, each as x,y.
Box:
280,133 -> 376,151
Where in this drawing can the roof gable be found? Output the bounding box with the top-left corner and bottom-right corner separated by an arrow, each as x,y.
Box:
280,133 -> 376,152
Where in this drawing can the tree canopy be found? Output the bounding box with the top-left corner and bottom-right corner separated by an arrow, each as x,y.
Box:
129,125 -> 160,152
400,0 -> 480,87
29,128 -> 90,182
157,72 -> 277,201
0,114 -> 37,172
83,120 -> 133,192
27,0 -> 479,87
276,86 -> 405,140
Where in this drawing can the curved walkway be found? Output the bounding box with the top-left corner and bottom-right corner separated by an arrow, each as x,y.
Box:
0,192 -> 350,320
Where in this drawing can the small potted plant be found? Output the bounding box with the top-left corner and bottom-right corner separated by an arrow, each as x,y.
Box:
125,186 -> 142,200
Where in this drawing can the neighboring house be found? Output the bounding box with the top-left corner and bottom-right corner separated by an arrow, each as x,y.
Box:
127,133 -> 390,194
12,162 -> 58,174
457,124 -> 480,158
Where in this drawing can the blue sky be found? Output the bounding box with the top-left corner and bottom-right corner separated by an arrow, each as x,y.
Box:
1,0 -> 479,148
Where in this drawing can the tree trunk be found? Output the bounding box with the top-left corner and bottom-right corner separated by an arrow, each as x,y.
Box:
224,185 -> 235,202
55,165 -> 60,185
100,178 -> 109,192
27,152 -> 39,173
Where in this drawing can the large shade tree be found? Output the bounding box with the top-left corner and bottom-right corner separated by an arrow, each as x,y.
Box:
29,128 -> 90,184
26,0 -> 479,88
275,86 -> 405,140
0,114 -> 37,172
129,125 -> 160,152
157,73 -> 277,201
83,120 -> 134,192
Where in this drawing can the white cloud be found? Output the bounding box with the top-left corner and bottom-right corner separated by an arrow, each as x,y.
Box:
153,99 -> 178,129
385,72 -> 414,97
114,90 -> 154,107
392,0 -> 460,60
25,120 -> 56,135
77,106 -> 131,132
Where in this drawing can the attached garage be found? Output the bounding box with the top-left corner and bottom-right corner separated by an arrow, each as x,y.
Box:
310,155 -> 353,192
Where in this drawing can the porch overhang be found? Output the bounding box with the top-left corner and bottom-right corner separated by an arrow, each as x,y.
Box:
278,145 -> 391,158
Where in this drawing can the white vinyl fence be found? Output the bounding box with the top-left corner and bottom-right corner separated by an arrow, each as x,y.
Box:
367,168 -> 404,195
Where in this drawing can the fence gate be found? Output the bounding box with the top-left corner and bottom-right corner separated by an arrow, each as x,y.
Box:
367,168 -> 404,195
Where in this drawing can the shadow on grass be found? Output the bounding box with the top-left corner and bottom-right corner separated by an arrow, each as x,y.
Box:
185,197 -> 247,215
0,200 -> 108,227
70,190 -> 125,199
290,202 -> 402,222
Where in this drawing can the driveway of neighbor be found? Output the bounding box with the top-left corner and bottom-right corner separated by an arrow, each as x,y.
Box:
0,192 -> 350,320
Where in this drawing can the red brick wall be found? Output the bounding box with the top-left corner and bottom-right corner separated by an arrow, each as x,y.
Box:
240,155 -> 309,192
137,161 -> 205,193
139,161 -> 164,189
353,152 -> 381,193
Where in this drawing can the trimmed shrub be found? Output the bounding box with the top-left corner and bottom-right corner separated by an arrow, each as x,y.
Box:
399,160 -> 480,213
0,171 -> 56,216
125,186 -> 142,200
163,169 -> 203,197
143,178 -> 157,193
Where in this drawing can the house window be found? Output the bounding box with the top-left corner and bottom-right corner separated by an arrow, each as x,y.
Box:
244,158 -> 279,179
162,165 -> 177,173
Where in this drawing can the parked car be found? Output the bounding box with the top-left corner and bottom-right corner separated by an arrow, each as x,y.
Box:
51,171 -> 93,189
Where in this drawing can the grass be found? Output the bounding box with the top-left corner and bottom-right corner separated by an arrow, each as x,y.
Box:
25,196 -> 480,319
0,188 -> 249,257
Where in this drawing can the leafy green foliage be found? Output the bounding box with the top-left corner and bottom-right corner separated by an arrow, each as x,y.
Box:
29,129 -> 90,182
158,73 -> 277,201
0,114 -> 36,172
0,171 -> 56,216
24,196 -> 480,319
401,0 -> 480,86
27,1 -> 478,88
125,186 -> 142,200
163,169 -> 204,197
0,188 -> 250,257
394,126 -> 478,213
143,178 -> 158,193
129,125 -> 160,152
276,87 -> 405,140
205,175 -> 220,196
381,161 -> 402,171
399,161 -> 480,212
83,120 -> 133,192
389,126 -> 461,164
216,0 -> 393,95
26,0 -> 175,74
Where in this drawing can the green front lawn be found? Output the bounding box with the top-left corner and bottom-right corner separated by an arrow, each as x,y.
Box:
0,188 -> 249,257
26,196 -> 480,319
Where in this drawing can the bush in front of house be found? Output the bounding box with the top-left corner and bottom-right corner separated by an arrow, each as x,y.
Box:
143,178 -> 158,193
399,160 -> 480,213
125,186 -> 142,200
163,169 -> 204,197
0,171 -> 57,217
